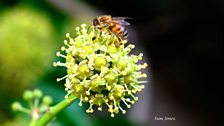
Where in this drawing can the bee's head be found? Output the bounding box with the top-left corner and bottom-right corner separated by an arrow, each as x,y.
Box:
93,18 -> 99,26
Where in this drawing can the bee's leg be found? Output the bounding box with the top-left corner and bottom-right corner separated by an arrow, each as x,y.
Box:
94,24 -> 109,40
105,30 -> 114,45
87,26 -> 92,34
86,26 -> 97,41
114,37 -> 122,48
92,27 -> 102,41
109,31 -> 123,47
101,30 -> 110,45
92,29 -> 97,41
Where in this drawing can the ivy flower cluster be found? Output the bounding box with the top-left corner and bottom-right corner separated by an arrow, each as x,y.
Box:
54,24 -> 147,117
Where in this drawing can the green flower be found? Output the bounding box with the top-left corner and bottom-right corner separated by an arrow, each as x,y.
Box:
54,24 -> 147,117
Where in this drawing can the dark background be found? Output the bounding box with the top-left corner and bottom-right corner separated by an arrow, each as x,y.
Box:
0,0 -> 223,126
81,0 -> 224,125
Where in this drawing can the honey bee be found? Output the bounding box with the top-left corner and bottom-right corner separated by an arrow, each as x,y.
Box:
93,15 -> 131,41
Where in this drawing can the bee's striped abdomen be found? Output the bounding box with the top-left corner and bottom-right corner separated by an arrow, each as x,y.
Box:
110,23 -> 128,40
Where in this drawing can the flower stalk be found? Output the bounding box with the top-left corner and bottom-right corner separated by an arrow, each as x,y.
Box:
29,95 -> 77,126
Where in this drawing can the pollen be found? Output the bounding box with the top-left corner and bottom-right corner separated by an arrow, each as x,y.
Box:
54,24 -> 148,117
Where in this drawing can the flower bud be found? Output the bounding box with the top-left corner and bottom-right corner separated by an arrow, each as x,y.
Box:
94,56 -> 107,71
105,71 -> 118,85
11,102 -> 22,111
42,96 -> 53,105
33,89 -> 43,98
116,58 -> 127,71
23,90 -> 34,100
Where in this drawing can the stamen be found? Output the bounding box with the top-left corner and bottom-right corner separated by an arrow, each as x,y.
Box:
84,97 -> 88,101
105,100 -> 110,108
132,89 -> 137,94
86,88 -> 91,96
109,95 -> 114,100
125,98 -> 131,102
124,47 -> 131,54
119,106 -> 126,114
53,61 -> 67,67
79,59 -> 88,65
106,84 -> 112,91
130,93 -> 138,101
110,113 -> 115,117
56,52 -> 66,58
63,40 -> 69,46
140,85 -> 145,89
121,71 -> 127,76
134,58 -> 139,63
105,99 -> 115,115
113,99 -> 119,113
129,44 -> 135,49
122,98 -> 131,108
64,82 -> 72,91
86,102 -> 94,113
57,75 -> 68,82
68,73 -> 79,80
66,33 -> 70,38
108,105 -> 113,112
90,74 -> 98,80
141,74 -> 147,78
137,63 -> 148,70
142,63 -> 148,68
61,46 -> 66,51
130,83 -> 137,89
138,81 -> 148,84
138,53 -> 143,60
124,84 -> 131,95
64,90 -> 74,102
88,62 -> 94,70
124,98 -> 135,104
81,24 -> 86,28
78,95 -> 83,106
81,29 -> 87,34
98,106 -> 102,111
75,27 -> 80,31
53,62 -> 57,67
123,40 -> 127,44
137,73 -> 147,78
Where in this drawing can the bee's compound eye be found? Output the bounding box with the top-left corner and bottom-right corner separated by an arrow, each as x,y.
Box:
93,18 -> 99,26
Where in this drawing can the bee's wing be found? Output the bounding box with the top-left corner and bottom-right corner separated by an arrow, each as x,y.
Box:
112,17 -> 132,20
112,17 -> 132,26
121,20 -> 130,26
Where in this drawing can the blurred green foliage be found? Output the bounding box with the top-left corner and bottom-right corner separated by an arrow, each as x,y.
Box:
0,3 -> 63,124
0,5 -> 56,93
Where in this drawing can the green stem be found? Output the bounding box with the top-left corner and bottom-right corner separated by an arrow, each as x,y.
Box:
29,95 -> 77,126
